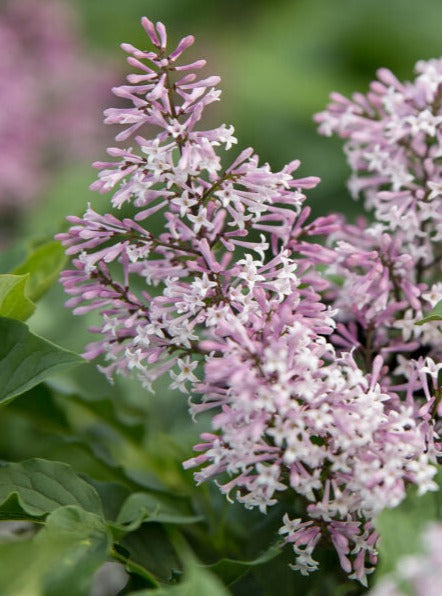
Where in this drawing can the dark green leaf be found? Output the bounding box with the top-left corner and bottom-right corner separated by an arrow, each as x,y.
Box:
207,542 -> 282,585
0,397 -> 147,491
0,459 -> 104,520
0,506 -> 111,596
66,394 -> 146,446
7,383 -> 70,433
0,492 -> 39,522
0,274 -> 35,321
115,492 -> 202,530
0,317 -> 83,405
87,479 -> 131,522
120,524 -> 181,585
415,300 -> 442,325
51,394 -> 167,491
130,548 -> 230,596
12,241 -> 67,302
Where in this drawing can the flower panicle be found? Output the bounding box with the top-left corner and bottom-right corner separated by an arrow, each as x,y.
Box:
57,19 -> 441,584
315,60 -> 442,363
57,16 -> 325,393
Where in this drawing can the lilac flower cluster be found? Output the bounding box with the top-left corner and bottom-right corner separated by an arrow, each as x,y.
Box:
58,17 -> 322,390
0,0 -> 113,210
316,63 -> 442,360
185,315 -> 438,583
58,19 -> 441,585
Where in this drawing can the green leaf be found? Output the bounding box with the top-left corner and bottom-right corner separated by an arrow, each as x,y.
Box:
207,542 -> 282,585
12,240 -> 66,302
415,299 -> 442,325
115,492 -> 202,531
119,524 -> 180,585
50,393 -> 168,492
0,316 -> 83,406
375,467 -> 442,578
88,479 -> 132,522
0,506 -> 111,596
0,388 -> 148,491
131,548 -> 230,596
7,383 -> 71,434
0,459 -> 104,520
0,274 -> 35,321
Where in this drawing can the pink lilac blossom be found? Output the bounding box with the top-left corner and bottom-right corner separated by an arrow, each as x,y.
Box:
0,0 -> 113,209
315,62 -> 442,360
58,16 -> 323,391
369,523 -> 442,596
58,19 -> 440,584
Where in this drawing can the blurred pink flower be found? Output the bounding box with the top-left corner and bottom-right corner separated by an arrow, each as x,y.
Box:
370,523 -> 442,596
0,0 -> 114,210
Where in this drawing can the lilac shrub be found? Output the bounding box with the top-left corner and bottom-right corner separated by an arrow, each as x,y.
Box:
58,19 -> 441,585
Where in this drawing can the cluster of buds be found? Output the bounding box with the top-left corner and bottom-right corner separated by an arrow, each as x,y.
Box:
58,19 -> 441,585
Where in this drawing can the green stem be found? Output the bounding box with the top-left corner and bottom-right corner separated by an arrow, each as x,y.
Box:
111,545 -> 160,587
